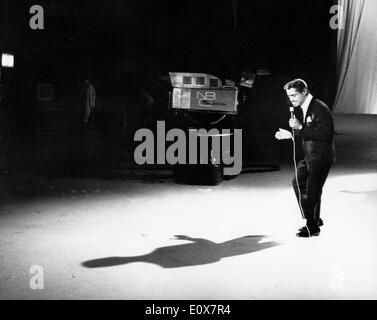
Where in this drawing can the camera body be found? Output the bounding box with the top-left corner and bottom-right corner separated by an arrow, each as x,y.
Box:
168,72 -> 241,185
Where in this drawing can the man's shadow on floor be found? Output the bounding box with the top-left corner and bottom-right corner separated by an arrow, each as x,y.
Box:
81,235 -> 278,269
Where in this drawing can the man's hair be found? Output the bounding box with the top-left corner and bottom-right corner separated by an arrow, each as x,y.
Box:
283,79 -> 309,93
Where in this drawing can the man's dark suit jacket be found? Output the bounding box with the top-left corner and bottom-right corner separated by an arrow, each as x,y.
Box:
295,97 -> 335,167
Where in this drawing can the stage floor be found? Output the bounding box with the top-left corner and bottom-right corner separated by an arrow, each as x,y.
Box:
0,114 -> 376,299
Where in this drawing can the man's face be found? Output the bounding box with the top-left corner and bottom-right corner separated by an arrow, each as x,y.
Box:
286,88 -> 308,107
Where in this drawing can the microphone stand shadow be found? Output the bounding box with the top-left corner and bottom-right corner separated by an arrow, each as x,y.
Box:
81,235 -> 279,269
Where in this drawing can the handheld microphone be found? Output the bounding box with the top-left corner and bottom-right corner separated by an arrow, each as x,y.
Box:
289,107 -> 294,120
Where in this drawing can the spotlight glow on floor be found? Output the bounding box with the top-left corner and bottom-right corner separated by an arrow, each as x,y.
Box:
1,168 -> 376,299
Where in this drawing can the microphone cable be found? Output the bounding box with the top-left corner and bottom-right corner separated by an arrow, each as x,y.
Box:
290,111 -> 311,237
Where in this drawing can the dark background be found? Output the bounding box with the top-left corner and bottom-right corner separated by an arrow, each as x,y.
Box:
1,0 -> 336,90
0,0 -> 338,174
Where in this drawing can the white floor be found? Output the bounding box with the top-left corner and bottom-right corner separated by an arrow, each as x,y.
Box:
0,114 -> 376,300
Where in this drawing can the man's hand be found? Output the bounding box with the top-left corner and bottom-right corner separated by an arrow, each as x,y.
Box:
289,116 -> 303,130
275,128 -> 293,140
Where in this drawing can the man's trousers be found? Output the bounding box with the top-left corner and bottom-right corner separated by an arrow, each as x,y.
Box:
292,159 -> 331,228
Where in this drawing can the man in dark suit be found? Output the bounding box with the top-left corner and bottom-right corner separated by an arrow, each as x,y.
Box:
275,79 -> 335,237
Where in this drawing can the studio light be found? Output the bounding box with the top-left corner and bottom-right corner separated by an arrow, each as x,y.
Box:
1,53 -> 14,68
